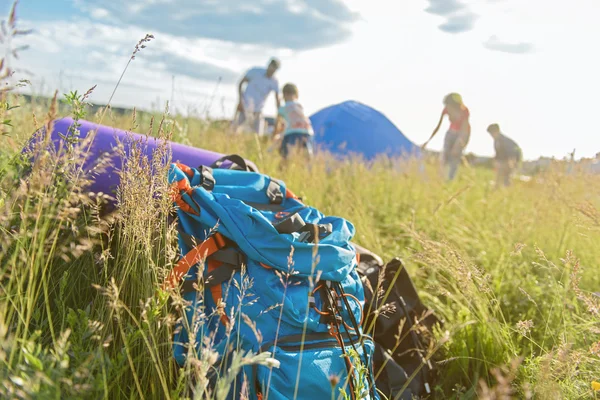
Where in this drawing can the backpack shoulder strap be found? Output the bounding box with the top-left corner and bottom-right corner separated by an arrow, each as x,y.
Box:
210,154 -> 259,173
163,233 -> 227,290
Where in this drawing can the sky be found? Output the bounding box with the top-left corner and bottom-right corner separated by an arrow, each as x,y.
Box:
4,0 -> 600,159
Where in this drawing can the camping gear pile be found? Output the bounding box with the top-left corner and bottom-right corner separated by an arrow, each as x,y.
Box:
31,119 -> 439,399
168,155 -> 440,400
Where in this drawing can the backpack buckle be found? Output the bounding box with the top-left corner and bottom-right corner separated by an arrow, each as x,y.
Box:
299,223 -> 333,243
199,166 -> 215,191
266,180 -> 284,204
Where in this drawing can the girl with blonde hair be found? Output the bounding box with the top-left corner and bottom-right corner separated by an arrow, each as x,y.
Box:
423,93 -> 471,180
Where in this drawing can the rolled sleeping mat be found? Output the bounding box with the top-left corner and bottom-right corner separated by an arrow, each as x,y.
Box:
24,117 -> 258,203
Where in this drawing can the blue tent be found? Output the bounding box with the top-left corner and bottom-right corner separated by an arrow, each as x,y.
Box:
309,100 -> 419,160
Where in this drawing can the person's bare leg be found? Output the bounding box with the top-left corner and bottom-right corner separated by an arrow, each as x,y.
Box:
448,156 -> 460,181
504,166 -> 512,187
496,161 -> 510,188
252,112 -> 265,136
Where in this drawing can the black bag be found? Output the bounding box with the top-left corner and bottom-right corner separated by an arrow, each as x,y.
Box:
354,244 -> 441,400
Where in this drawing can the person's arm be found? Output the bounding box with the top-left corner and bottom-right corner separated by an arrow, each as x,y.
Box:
422,110 -> 445,149
274,115 -> 284,137
515,147 -> 523,168
237,75 -> 249,111
512,141 -> 522,167
274,81 -> 281,111
274,104 -> 285,138
493,140 -> 501,165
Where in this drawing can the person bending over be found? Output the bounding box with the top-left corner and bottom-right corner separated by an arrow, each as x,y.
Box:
487,123 -> 522,188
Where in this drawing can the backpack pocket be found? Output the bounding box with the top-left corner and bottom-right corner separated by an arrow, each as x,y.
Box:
254,334 -> 376,400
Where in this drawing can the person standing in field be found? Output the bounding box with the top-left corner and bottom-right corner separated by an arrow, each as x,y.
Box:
273,83 -> 314,161
589,152 -> 600,174
422,93 -> 471,180
234,58 -> 281,135
487,123 -> 522,187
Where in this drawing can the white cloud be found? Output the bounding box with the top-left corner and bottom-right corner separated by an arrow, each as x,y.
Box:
275,0 -> 600,159
128,4 -> 145,14
286,0 -> 308,14
14,0 -> 600,159
17,18 -> 270,115
438,12 -> 478,34
90,8 -> 110,19
483,35 -> 534,54
74,0 -> 358,50
425,0 -> 478,33
238,4 -> 265,14
126,0 -> 174,14
23,20 -> 248,75
425,0 -> 467,16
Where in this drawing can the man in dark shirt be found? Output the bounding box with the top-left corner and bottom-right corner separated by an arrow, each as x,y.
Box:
487,124 -> 522,187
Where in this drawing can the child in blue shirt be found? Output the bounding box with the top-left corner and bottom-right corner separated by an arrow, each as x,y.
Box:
274,83 -> 314,159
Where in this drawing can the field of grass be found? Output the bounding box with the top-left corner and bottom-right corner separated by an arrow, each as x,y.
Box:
1,92 -> 599,400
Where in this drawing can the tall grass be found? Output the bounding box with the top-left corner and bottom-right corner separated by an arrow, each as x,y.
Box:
2,100 -> 599,399
1,4 -> 600,396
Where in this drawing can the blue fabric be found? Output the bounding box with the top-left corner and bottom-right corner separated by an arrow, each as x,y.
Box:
279,132 -> 314,158
168,164 -> 376,400
309,100 -> 419,160
258,337 -> 375,400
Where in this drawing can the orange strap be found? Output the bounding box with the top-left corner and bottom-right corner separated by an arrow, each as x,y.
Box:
285,188 -> 299,199
259,263 -> 273,270
165,235 -> 231,326
175,162 -> 194,178
163,233 -> 226,290
170,177 -> 199,215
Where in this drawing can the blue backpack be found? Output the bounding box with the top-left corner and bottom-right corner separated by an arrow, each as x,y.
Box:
166,160 -> 377,400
